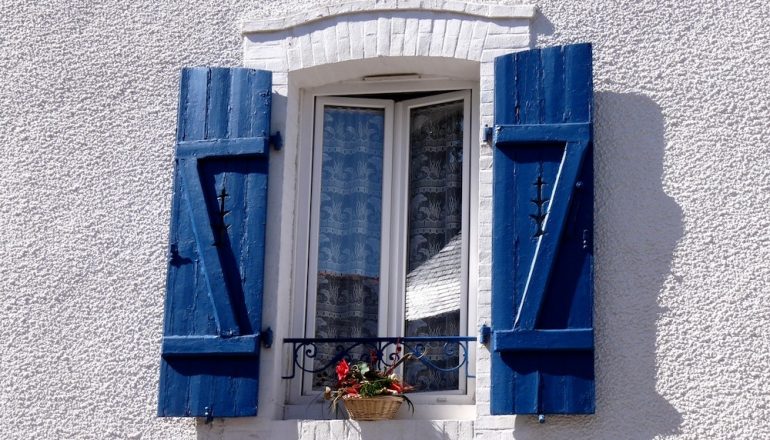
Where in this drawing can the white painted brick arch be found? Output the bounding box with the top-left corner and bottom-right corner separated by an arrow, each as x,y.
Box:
243,11 -> 531,71
242,2 -> 535,109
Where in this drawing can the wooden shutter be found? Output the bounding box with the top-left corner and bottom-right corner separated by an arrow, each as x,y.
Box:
491,43 -> 594,415
158,67 -> 272,418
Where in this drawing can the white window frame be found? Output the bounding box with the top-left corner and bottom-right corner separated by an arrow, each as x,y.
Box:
304,96 -> 395,342
289,78 -> 479,415
391,90 -> 471,345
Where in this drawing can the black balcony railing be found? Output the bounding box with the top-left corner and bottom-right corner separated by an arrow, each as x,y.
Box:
282,336 -> 477,381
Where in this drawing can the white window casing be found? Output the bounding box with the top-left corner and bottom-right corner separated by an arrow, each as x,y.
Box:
291,82 -> 478,411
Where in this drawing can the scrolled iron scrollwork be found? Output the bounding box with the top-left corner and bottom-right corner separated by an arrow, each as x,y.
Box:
282,336 -> 476,380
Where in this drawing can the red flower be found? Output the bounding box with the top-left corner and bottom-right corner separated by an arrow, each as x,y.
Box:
336,359 -> 350,382
388,382 -> 403,393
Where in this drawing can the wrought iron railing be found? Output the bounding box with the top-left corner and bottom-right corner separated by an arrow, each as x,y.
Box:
282,336 -> 477,381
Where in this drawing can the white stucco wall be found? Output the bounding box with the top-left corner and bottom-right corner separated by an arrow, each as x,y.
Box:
1,1 -> 768,440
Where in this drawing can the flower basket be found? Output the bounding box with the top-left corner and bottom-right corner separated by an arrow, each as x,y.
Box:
325,355 -> 415,420
343,396 -> 403,421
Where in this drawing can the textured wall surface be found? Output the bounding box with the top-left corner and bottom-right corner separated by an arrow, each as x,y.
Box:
1,1 -> 769,440
527,1 -> 770,439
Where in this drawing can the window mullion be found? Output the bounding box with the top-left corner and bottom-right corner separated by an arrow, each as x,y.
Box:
388,100 -> 408,339
378,100 -> 395,338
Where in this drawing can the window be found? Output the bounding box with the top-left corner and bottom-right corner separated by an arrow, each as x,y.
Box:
158,43 -> 594,420
291,81 -> 478,406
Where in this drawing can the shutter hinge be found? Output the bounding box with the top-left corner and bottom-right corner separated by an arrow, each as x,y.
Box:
479,324 -> 491,347
260,327 -> 273,349
167,244 -> 180,265
483,125 -> 494,145
269,131 -> 282,150
167,244 -> 191,267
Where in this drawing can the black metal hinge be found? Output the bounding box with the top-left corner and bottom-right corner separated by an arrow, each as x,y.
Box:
260,327 -> 273,348
269,132 -> 282,150
483,125 -> 494,144
479,324 -> 491,346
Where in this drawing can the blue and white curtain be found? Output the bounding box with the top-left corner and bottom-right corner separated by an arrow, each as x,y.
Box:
312,106 -> 383,388
404,100 -> 464,392
310,101 -> 465,392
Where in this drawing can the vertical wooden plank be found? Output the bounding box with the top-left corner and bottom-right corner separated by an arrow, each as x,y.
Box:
516,49 -> 542,125
166,67 -> 212,417
251,70 -> 273,139
540,46 -> 565,124
159,166 -> 190,416
232,69 -> 271,415
494,55 -> 516,126
179,68 -> 209,142
241,70 -> 272,335
564,44 -> 592,123
228,69 -> 246,138
177,68 -> 213,418
491,54 -> 517,414
517,368 -> 540,414
204,68 -> 239,417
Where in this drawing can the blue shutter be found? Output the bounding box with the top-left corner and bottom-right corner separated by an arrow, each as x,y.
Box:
491,44 -> 594,415
158,67 -> 272,418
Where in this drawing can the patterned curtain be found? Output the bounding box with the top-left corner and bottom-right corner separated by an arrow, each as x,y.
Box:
404,100 -> 464,392
309,100 -> 465,393
312,106 -> 384,388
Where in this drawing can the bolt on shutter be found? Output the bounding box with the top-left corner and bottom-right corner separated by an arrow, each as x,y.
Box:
491,43 -> 594,415
158,67 -> 272,418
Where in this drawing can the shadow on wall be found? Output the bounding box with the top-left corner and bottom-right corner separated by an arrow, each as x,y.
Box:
529,12 -> 555,46
511,93 -> 683,439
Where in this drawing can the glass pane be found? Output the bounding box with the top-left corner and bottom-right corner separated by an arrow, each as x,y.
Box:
312,105 -> 384,389
404,100 -> 464,392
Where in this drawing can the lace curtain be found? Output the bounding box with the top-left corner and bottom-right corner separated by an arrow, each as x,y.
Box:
313,106 -> 384,387
404,100 -> 464,392
310,100 -> 464,392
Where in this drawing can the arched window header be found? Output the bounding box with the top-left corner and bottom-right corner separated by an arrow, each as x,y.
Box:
242,1 -> 536,34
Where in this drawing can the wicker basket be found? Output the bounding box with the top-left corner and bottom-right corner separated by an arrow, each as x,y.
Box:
342,396 -> 403,421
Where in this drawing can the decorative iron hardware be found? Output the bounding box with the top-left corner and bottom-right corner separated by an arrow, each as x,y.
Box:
281,336 -> 476,380
530,173 -> 548,237
214,186 -> 231,246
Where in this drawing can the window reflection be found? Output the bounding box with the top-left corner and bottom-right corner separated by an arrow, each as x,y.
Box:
404,100 -> 464,392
